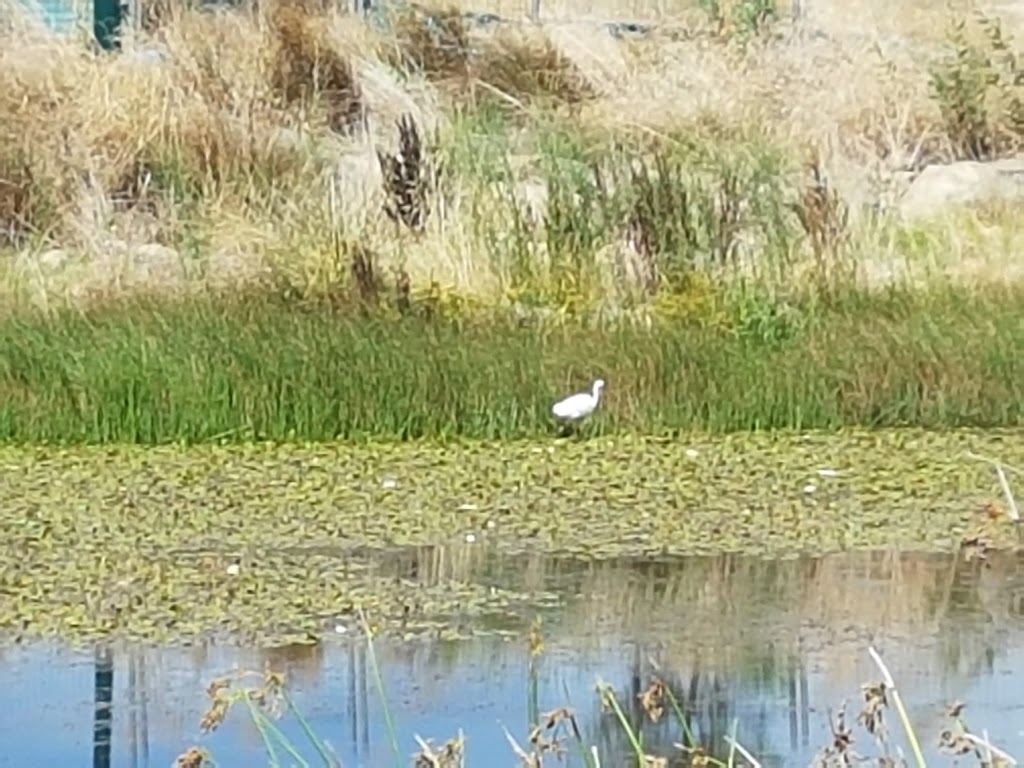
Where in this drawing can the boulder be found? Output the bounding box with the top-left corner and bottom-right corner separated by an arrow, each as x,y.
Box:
899,157 -> 1024,220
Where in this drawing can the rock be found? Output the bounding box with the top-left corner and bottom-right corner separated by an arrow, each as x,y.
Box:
899,157 -> 1024,220
516,180 -> 549,227
35,248 -> 70,272
126,243 -> 184,283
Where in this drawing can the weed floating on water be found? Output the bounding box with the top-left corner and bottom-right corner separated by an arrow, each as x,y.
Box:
2,434 -> 1023,645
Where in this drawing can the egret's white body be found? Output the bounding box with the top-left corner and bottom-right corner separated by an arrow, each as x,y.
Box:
552,379 -> 605,422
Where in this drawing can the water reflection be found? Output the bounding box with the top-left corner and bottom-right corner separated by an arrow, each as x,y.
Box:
3,548 -> 1023,768
94,647 -> 113,768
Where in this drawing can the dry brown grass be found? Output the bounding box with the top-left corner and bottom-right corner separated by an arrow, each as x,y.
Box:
3,0 -> 1024,310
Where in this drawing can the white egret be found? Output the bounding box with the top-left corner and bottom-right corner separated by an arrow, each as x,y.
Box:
552,379 -> 605,423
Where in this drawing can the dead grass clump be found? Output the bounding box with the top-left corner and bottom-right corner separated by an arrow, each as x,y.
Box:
472,30 -> 595,109
101,7 -> 327,205
0,5 -> 327,253
618,127 -> 796,301
0,42 -> 96,243
625,153 -> 711,296
0,145 -> 50,247
138,0 -> 202,34
269,2 -> 364,134
162,9 -> 267,112
792,147 -> 853,291
700,0 -> 779,42
263,233 -> 414,317
837,107 -> 943,179
387,5 -> 471,80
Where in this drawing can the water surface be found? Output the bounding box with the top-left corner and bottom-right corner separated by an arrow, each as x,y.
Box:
3,547 -> 1023,767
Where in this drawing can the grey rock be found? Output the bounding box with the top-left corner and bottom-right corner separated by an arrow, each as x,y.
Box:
899,158 -> 1024,221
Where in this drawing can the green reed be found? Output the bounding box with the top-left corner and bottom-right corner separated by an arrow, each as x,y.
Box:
0,282 -> 1023,444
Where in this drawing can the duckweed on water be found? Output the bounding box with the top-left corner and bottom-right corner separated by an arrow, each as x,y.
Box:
2,429 -> 1021,645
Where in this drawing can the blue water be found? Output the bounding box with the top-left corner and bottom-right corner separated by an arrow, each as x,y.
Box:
2,549 -> 1023,767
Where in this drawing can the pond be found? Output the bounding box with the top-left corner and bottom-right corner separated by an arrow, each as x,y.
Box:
3,547 -> 1023,767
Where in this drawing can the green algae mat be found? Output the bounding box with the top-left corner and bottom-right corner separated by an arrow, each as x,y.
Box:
2,429 -> 1021,645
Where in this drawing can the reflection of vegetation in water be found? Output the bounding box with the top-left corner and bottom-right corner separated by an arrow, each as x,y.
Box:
49,544 -> 1018,767
175,628 -> 1015,768
2,434 -> 1022,643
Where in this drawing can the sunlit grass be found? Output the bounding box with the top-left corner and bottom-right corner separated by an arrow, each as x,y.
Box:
4,0 -> 1024,444
1,281 -> 1024,442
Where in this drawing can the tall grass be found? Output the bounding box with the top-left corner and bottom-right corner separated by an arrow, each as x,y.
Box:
0,282 -> 1023,443
5,0 -> 1024,310
5,1 -> 1024,443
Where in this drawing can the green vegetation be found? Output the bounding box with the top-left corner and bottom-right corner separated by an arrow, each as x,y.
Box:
4,8 -> 1024,767
1,284 -> 1024,443
1,431 -> 1019,644
3,4 -> 1024,443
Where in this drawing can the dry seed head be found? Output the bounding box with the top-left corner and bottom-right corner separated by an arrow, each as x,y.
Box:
199,697 -> 230,733
502,723 -> 541,768
938,727 -> 974,756
377,114 -> 439,232
413,733 -> 465,768
638,677 -> 666,723
857,681 -> 888,735
174,746 -> 208,768
961,534 -> 993,562
678,745 -> 711,768
263,668 -> 286,689
528,616 -> 544,658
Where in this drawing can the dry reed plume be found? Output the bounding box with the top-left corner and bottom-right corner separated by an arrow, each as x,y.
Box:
2,0 -> 1024,311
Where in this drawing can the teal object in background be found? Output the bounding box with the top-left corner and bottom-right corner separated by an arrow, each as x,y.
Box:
18,0 -> 123,50
19,0 -> 91,33
92,0 -> 122,49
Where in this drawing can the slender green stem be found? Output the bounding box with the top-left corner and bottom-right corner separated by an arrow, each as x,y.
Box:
660,679 -> 702,753
596,680 -> 646,767
280,687 -> 339,766
561,680 -> 600,768
867,647 -> 926,768
243,695 -> 309,768
359,608 -> 402,768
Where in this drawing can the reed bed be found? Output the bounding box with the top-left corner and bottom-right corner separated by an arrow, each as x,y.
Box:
3,0 -> 1024,442
1,283 -> 1024,442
